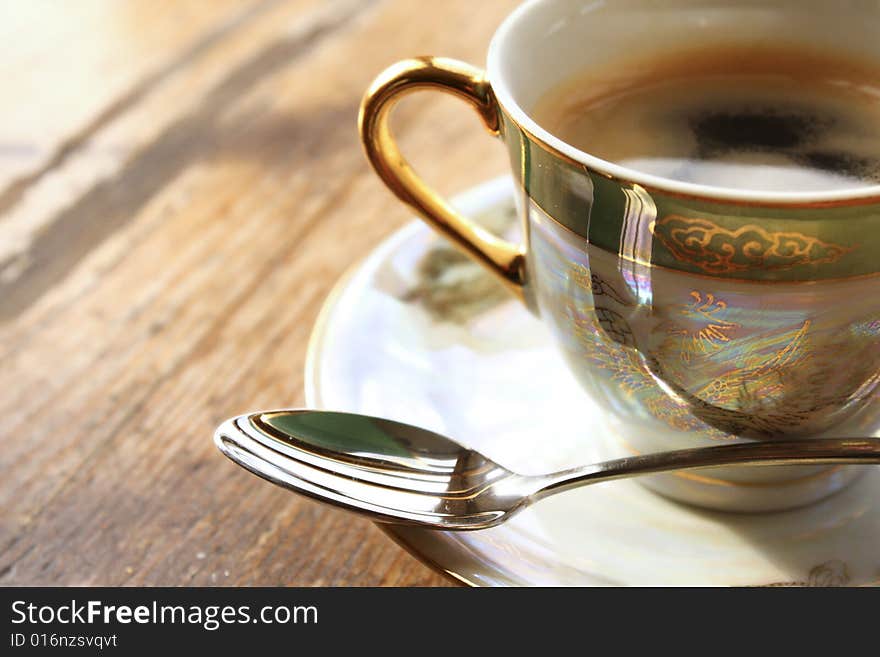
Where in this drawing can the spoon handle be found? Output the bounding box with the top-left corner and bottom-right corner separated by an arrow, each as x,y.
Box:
531,438 -> 880,501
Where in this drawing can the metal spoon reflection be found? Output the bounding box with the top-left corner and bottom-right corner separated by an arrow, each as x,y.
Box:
214,410 -> 880,531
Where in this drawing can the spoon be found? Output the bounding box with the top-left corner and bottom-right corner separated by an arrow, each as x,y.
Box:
214,409 -> 880,531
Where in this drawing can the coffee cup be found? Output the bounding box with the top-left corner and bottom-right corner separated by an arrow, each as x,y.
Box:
359,0 -> 880,511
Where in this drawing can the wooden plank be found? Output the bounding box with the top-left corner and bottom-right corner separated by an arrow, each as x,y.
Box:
0,0 -> 265,199
0,0 -> 514,586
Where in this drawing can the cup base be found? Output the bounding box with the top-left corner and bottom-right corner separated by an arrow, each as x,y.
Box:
635,465 -> 866,513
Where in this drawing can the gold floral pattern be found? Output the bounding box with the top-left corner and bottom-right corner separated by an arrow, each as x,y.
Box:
652,215 -> 853,274
695,319 -> 811,402
566,307 -> 733,439
676,320 -> 816,437
667,291 -> 739,364
569,312 -> 650,398
570,265 -> 628,304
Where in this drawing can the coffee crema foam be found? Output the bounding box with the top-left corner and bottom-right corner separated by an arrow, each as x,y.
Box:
533,46 -> 880,192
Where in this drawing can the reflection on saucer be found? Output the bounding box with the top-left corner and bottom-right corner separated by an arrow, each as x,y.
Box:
305,176 -> 879,586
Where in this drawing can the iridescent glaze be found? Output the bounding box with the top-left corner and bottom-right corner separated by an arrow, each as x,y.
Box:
305,176 -> 880,584
360,0 -> 880,511
507,111 -> 880,509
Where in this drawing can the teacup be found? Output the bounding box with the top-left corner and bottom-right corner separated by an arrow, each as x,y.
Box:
358,0 -> 880,512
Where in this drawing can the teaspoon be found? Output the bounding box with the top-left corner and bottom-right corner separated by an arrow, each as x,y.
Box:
214,410 -> 880,531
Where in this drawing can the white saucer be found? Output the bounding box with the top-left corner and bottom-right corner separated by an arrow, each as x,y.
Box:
305,176 -> 880,587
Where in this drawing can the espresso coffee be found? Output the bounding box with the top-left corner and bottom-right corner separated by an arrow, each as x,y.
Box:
533,46 -> 880,192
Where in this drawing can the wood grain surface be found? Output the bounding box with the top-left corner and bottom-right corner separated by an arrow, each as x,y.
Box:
0,0 -> 515,586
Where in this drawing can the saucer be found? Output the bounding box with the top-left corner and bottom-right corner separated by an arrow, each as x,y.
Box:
305,176 -> 880,586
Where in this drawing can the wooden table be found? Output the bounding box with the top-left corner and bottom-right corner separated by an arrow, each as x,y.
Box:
1,0 -> 516,586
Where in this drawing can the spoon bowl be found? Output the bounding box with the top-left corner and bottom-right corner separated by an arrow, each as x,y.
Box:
215,410 -> 880,531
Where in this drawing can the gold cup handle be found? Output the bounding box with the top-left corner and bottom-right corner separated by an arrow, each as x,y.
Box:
359,57 -> 526,298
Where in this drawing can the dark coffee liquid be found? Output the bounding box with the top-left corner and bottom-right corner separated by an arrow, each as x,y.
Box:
533,46 -> 880,191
